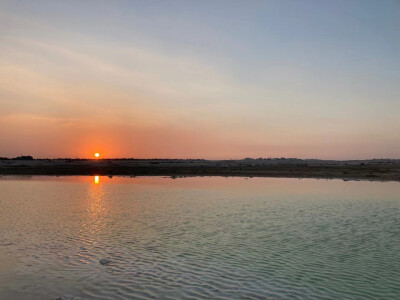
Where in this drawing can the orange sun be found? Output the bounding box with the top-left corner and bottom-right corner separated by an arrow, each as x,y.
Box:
94,152 -> 100,158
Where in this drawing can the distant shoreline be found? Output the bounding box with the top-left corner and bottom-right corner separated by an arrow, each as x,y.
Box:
1,158 -> 400,182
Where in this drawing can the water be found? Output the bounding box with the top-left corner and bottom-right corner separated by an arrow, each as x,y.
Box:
0,176 -> 399,299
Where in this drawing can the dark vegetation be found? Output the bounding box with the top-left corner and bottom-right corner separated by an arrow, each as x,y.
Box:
1,157 -> 400,181
0,155 -> 34,160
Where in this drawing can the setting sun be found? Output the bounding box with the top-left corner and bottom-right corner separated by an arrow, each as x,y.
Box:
94,152 -> 100,158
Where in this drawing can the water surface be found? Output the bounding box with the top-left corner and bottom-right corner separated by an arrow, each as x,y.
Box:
0,176 -> 399,299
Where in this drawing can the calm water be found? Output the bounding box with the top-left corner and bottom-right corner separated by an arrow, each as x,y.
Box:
0,176 -> 399,300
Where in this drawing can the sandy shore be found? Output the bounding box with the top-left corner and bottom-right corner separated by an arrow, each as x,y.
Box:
1,158 -> 400,182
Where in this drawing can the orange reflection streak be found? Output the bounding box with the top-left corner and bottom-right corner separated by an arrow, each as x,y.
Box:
78,176 -> 108,251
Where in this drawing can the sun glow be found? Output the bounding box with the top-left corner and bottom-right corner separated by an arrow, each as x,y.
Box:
94,175 -> 99,184
94,152 -> 100,158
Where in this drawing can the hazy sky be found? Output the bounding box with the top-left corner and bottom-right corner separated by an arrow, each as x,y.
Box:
0,0 -> 399,159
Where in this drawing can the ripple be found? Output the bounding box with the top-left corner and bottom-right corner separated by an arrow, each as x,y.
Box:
0,177 -> 399,299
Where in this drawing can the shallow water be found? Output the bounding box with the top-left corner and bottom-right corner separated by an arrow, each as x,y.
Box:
0,176 -> 399,299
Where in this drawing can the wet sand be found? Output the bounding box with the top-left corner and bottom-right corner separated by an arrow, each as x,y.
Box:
1,158 -> 400,181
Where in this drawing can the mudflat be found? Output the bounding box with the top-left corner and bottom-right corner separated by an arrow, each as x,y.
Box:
1,158 -> 400,181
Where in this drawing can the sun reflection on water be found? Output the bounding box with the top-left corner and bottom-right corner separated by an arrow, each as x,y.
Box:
78,176 -> 108,249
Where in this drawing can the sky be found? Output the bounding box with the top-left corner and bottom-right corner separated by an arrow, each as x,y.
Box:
0,0 -> 399,159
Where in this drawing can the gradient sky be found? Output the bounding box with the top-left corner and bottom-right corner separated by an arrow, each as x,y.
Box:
0,0 -> 399,159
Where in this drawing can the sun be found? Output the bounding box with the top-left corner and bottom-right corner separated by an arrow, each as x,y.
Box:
94,152 -> 100,158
